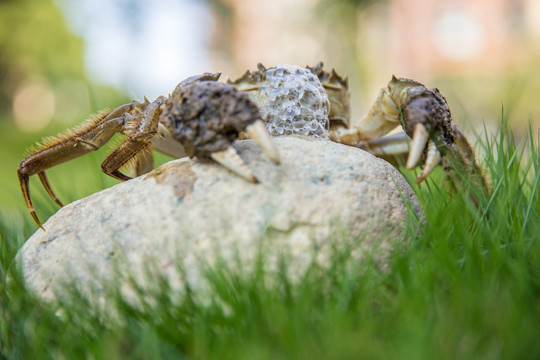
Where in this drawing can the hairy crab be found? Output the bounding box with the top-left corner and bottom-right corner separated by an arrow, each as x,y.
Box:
18,62 -> 487,229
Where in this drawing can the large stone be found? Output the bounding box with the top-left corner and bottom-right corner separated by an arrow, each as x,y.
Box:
19,136 -> 421,303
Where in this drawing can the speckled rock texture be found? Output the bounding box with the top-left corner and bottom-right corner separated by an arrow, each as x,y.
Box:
19,136 -> 421,304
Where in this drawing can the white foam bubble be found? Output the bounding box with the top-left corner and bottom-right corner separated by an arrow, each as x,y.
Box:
249,65 -> 330,138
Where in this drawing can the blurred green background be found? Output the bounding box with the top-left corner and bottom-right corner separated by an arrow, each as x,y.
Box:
1,0 -> 540,230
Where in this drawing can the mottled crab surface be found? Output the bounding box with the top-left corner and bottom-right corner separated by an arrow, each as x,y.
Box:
230,63 -> 486,190
18,62 -> 488,229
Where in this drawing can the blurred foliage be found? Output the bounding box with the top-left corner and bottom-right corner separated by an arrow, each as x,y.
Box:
0,0 -> 86,116
312,0 -> 389,104
316,0 -> 381,21
1,121 -> 540,359
206,0 -> 234,65
0,0 -> 130,218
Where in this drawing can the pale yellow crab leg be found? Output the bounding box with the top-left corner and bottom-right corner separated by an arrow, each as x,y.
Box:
210,146 -> 259,183
353,88 -> 401,139
329,87 -> 401,145
415,140 -> 441,184
356,132 -> 410,158
406,123 -> 429,169
245,120 -> 280,164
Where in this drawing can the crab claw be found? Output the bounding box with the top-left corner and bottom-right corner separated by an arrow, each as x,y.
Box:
415,140 -> 441,184
407,123 -> 429,169
245,120 -> 280,164
210,146 -> 259,183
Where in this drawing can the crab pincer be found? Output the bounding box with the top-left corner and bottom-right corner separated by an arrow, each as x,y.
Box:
321,72 -> 486,191
398,83 -> 455,183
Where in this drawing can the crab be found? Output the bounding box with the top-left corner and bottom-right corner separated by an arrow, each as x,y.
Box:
230,62 -> 487,197
17,73 -> 280,230
18,62 -> 488,230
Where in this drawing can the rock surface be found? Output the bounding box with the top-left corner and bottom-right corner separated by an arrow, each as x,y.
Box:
19,136 -> 421,303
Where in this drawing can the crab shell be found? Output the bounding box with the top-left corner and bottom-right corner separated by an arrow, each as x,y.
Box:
160,80 -> 261,158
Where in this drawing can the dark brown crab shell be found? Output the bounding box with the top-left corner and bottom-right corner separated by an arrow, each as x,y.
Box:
400,85 -> 455,151
160,81 -> 261,158
229,62 -> 351,130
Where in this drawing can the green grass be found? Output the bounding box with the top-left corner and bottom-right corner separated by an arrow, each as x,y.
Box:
1,120 -> 539,359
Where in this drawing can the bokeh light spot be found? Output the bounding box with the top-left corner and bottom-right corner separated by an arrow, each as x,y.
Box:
432,10 -> 485,61
13,78 -> 56,132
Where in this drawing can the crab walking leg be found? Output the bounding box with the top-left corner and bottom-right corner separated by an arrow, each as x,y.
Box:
356,132 -> 441,183
451,128 -> 482,178
210,147 -> 259,183
444,129 -> 490,195
101,97 -> 164,181
329,85 -> 401,145
101,139 -> 152,181
245,120 -> 280,164
17,108 -> 131,229
133,148 -> 154,177
17,172 -> 42,230
356,132 -> 410,165
37,172 -> 63,207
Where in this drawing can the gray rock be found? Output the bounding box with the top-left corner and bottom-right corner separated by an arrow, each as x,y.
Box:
18,136 -> 421,304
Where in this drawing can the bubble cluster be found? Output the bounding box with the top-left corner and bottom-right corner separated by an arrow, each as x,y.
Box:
251,65 -> 330,138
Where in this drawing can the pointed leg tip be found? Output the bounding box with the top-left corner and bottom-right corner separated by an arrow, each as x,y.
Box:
270,154 -> 281,165
242,172 -> 260,184
30,212 -> 45,231
246,120 -> 280,164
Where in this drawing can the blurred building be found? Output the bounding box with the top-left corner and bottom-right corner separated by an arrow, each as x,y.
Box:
213,0 -> 540,78
209,0 -> 540,128
388,0 -> 540,77
7,0 -> 539,131
210,0 -> 326,77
